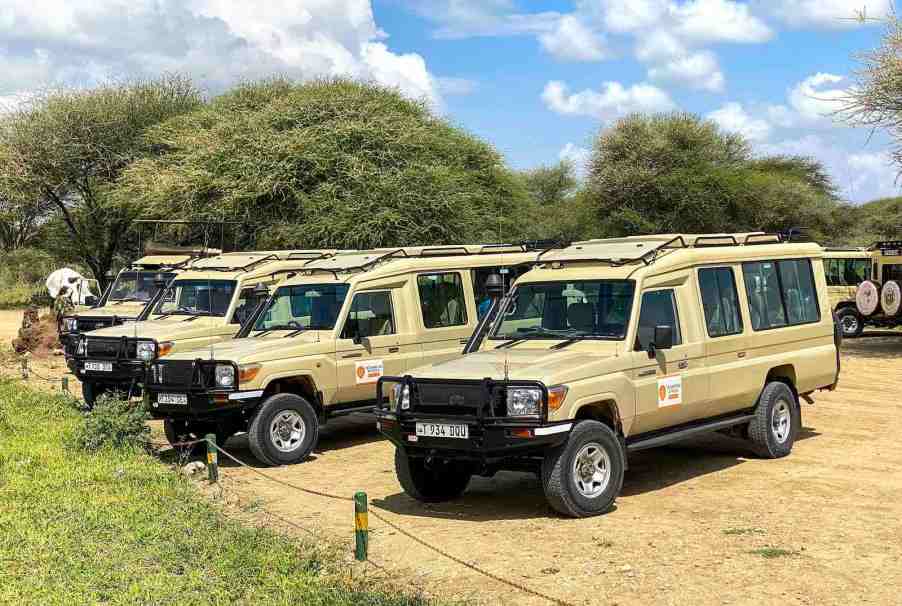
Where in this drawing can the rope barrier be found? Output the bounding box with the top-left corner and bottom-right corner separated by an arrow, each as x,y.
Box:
205,440 -> 577,606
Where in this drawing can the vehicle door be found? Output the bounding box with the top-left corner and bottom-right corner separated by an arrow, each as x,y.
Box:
416,272 -> 474,367
629,286 -> 709,434
697,266 -> 749,418
334,290 -> 407,404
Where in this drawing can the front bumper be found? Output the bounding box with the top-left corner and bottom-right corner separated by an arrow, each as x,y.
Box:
144,359 -> 260,420
375,376 -> 572,462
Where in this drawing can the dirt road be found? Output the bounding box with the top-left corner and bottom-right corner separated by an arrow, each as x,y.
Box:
3,311 -> 900,606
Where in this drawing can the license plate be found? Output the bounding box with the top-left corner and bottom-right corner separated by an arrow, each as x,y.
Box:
157,393 -> 188,406
415,422 -> 469,439
84,361 -> 112,372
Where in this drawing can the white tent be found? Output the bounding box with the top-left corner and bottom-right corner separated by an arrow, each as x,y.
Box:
46,268 -> 97,305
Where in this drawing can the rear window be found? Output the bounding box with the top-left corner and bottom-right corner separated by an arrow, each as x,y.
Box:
742,259 -> 819,331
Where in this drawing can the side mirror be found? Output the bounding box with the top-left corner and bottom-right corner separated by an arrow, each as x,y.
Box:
252,282 -> 269,297
360,336 -> 373,351
485,273 -> 505,299
153,273 -> 167,289
647,324 -> 674,358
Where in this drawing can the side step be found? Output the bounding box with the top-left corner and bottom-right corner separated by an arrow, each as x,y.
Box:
326,404 -> 377,419
626,413 -> 754,452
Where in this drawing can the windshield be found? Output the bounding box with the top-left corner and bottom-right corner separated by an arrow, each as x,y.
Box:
108,271 -> 175,302
152,279 -> 237,317
253,284 -> 350,332
490,280 -> 635,341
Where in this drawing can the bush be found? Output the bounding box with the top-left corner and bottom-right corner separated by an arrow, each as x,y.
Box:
74,393 -> 150,451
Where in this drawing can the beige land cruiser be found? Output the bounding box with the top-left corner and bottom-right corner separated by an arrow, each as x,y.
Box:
823,247 -> 872,338
69,250 -> 332,406
376,234 -> 841,518
141,244 -> 554,464
59,249 -> 208,348
854,241 -> 902,331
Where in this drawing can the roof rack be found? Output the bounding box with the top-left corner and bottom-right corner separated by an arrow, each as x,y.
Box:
538,233 -> 789,267
191,253 -> 280,273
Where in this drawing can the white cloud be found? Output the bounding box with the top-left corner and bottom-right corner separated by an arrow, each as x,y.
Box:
404,1 -> 560,39
671,0 -> 773,44
0,0 -> 443,109
539,15 -> 609,62
559,142 -> 591,178
648,50 -> 725,92
787,72 -> 849,125
707,102 -> 772,141
595,0 -> 668,33
542,80 -> 675,122
436,77 -> 478,96
756,0 -> 893,29
759,136 -> 900,202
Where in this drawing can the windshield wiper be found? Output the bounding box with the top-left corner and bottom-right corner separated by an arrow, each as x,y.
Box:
549,335 -> 590,350
495,329 -> 565,350
283,329 -> 305,338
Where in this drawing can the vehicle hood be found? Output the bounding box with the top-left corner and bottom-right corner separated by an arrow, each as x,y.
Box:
408,343 -> 623,386
85,316 -> 224,341
76,302 -> 145,319
161,331 -> 333,363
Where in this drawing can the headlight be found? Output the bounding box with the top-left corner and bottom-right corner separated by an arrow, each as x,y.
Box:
215,365 -> 235,388
506,387 -> 542,417
76,337 -> 86,356
136,341 -> 156,361
63,317 -> 77,332
390,384 -> 410,410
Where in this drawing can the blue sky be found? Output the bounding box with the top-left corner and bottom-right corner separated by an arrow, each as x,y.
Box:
0,0 -> 898,202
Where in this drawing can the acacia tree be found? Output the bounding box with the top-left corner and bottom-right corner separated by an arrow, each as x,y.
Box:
584,112 -> 844,242
115,78 -> 530,250
0,76 -> 202,287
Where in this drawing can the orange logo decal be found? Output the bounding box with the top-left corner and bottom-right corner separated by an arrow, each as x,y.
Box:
658,385 -> 667,401
356,367 -> 366,379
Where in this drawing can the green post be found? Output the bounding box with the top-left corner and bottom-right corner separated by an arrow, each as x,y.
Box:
205,434 -> 219,483
61,376 -> 69,393
354,491 -> 368,561
20,358 -> 28,380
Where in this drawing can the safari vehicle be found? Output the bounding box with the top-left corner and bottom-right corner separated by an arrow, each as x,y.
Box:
854,241 -> 902,332
141,244 -> 555,464
376,234 -> 840,518
823,247 -> 874,338
69,250 -> 333,406
59,247 -> 208,343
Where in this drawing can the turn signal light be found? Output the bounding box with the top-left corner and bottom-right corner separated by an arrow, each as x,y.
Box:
157,341 -> 174,357
239,363 -> 261,383
547,385 -> 568,411
510,428 -> 533,439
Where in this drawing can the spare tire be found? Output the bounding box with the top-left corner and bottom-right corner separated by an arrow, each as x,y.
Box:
882,280 -> 902,316
856,280 -> 881,316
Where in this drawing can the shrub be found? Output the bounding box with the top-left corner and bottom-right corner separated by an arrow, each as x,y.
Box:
74,393 -> 150,451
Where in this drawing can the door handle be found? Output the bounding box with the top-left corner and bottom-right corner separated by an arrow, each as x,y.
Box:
678,360 -> 689,370
342,353 -> 362,359
638,369 -> 656,377
388,347 -> 399,353
459,338 -> 468,344
737,351 -> 747,358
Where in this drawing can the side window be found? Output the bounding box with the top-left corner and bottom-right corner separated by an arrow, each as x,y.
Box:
882,264 -> 902,282
698,267 -> 743,337
635,289 -> 682,351
231,287 -> 267,325
417,273 -> 468,328
340,291 -> 395,340
825,258 -> 869,286
472,265 -> 529,319
742,261 -> 787,330
777,259 -> 820,324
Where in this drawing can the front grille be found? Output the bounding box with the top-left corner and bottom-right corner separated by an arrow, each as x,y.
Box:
413,382 -> 505,417
149,360 -> 217,389
85,337 -> 137,359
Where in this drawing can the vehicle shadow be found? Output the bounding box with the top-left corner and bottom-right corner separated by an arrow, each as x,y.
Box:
842,332 -> 902,359
372,427 -> 821,521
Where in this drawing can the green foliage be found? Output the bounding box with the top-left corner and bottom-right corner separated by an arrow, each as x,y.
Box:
0,380 -> 433,605
584,112 -> 845,242
116,78 -> 530,250
74,393 -> 150,451
518,160 -> 594,242
0,248 -> 57,308
0,76 -> 203,286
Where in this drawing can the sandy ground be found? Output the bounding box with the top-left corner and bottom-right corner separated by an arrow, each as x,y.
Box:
3,312 -> 901,606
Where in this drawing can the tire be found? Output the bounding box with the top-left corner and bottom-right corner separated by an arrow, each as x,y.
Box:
881,280 -> 902,316
81,381 -> 106,409
163,418 -> 231,455
247,393 -> 319,466
541,420 -> 625,518
394,448 -> 472,503
836,307 -> 863,338
748,381 -> 800,459
856,280 -> 881,316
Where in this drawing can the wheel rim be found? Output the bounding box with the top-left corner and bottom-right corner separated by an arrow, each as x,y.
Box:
269,410 -> 306,453
571,442 -> 611,498
771,399 -> 792,444
841,314 -> 859,335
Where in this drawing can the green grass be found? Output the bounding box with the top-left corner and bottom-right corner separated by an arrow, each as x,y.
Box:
0,379 -> 432,605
